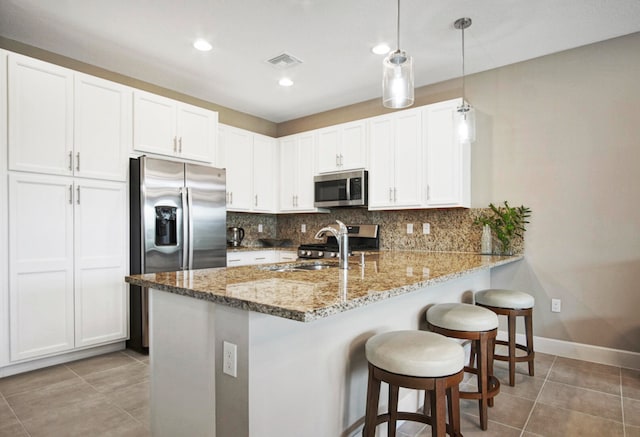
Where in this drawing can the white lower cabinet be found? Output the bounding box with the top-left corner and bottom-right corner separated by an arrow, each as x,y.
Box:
8,173 -> 127,362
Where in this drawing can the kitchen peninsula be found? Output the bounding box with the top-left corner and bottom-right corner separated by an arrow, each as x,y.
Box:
126,251 -> 522,437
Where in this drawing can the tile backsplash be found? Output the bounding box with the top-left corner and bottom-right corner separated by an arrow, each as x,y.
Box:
227,208 -> 524,254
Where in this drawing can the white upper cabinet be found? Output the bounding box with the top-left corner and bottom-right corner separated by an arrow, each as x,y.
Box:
279,132 -> 318,212
133,90 -> 217,163
368,108 -> 423,210
219,125 -> 278,213
7,54 -> 131,181
74,73 -> 132,181
252,134 -> 278,213
316,120 -> 366,173
8,54 -> 73,176
424,99 -> 470,208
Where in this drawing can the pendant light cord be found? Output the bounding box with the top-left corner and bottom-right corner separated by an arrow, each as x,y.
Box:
461,22 -> 466,102
396,0 -> 401,52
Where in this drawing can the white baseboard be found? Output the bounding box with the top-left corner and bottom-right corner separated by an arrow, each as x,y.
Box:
0,342 -> 126,378
497,331 -> 640,370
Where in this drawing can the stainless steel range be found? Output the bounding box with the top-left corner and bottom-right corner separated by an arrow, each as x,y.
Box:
298,224 -> 379,259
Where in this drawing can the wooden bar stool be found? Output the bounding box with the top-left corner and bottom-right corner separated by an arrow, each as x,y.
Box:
426,303 -> 500,430
475,289 -> 535,386
363,330 -> 465,437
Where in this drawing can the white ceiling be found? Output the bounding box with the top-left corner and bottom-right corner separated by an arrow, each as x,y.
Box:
1,0 -> 640,123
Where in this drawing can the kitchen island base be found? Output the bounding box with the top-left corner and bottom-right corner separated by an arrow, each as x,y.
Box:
149,269 -> 491,437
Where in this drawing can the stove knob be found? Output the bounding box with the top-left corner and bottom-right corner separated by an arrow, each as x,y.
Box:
317,251 -> 324,257
330,252 -> 337,258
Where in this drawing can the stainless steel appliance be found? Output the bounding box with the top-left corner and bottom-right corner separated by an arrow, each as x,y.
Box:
227,226 -> 245,247
129,156 -> 226,351
314,169 -> 368,208
298,224 -> 379,259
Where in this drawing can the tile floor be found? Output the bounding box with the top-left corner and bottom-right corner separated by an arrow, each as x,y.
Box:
0,349 -> 149,437
0,348 -> 638,436
398,348 -> 640,437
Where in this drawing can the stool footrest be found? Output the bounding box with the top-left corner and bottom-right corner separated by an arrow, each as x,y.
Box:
494,340 -> 535,363
373,412 -> 461,436
459,375 -> 500,400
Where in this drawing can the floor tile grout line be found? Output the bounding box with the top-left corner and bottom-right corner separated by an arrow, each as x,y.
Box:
519,354 -> 557,437
1,388 -> 33,437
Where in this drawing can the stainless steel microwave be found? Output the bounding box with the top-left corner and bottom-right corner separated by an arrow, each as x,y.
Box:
314,169 -> 368,208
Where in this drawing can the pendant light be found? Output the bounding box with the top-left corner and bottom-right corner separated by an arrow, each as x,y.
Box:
454,17 -> 476,143
382,0 -> 414,109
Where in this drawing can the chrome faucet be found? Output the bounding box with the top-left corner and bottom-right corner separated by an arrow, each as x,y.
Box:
314,220 -> 349,269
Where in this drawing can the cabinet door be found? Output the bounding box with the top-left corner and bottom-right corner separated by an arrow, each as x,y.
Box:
74,180 -> 128,347
133,90 -> 177,156
294,133 -> 317,210
9,174 -> 75,361
367,116 -> 395,209
177,103 -> 216,163
253,135 -> 278,212
392,110 -> 423,208
75,74 -> 132,181
224,126 -> 253,211
339,121 -> 366,170
0,50 -> 8,367
316,127 -> 340,173
425,100 -> 470,207
8,54 -> 73,176
279,137 -> 298,212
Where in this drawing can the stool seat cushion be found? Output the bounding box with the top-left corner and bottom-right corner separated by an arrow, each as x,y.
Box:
365,330 -> 464,377
475,289 -> 535,309
427,303 -> 499,332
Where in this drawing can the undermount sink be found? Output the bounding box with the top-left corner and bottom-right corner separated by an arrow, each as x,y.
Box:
260,263 -> 337,272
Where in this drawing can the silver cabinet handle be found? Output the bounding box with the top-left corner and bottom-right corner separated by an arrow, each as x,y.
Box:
68,152 -> 73,171
389,188 -> 393,202
76,152 -> 80,172
69,185 -> 73,204
173,136 -> 178,152
179,137 -> 183,153
394,188 -> 397,202
339,154 -> 343,166
255,195 -> 258,207
336,154 -> 339,167
426,185 -> 430,200
230,192 -> 233,205
76,185 -> 80,204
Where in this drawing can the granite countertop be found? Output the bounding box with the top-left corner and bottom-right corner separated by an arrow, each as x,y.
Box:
125,251 -> 523,322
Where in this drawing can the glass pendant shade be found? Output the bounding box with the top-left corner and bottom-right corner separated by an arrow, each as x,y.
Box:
456,102 -> 476,143
382,50 -> 414,109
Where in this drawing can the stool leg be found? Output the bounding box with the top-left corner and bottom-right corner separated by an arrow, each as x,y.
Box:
507,312 -> 516,386
388,384 -> 399,437
363,364 -> 380,437
525,311 -> 535,377
448,384 -> 462,437
431,379 -> 446,437
488,335 -> 496,408
478,335 -> 489,430
469,339 -> 477,368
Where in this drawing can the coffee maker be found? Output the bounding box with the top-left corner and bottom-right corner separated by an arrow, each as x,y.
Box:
227,227 -> 245,247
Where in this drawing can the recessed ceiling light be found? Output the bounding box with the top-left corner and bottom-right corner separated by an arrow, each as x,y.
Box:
193,39 -> 212,51
279,78 -> 294,87
372,44 -> 391,55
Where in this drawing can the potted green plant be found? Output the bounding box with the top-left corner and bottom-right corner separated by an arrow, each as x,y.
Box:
475,201 -> 531,255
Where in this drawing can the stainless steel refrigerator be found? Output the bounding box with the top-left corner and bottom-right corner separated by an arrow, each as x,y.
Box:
128,156 -> 226,351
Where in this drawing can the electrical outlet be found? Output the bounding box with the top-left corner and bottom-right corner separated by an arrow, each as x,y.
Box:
551,299 -> 562,313
301,224 -> 306,233
406,223 -> 413,234
258,224 -> 263,233
422,223 -> 430,234
223,341 -> 237,377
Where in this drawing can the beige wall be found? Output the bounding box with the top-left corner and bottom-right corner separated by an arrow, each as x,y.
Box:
279,32 -> 640,353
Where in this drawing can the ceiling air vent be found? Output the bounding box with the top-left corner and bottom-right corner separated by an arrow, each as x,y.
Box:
266,52 -> 303,69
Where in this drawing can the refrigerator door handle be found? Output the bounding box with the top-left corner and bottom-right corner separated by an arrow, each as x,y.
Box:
181,188 -> 189,270
186,187 -> 195,270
